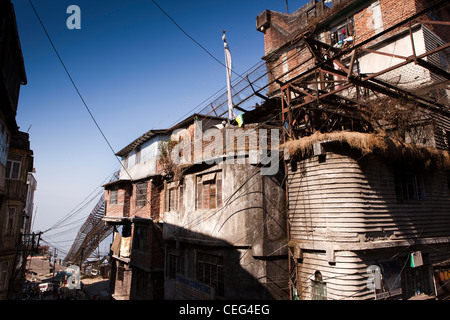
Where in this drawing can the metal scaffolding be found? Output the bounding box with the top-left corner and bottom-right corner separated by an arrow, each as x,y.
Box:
63,194 -> 112,266
277,1 -> 450,141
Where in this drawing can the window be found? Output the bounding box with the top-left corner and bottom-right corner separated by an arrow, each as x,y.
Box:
311,271 -> 327,300
403,263 -> 434,298
330,18 -> 354,46
371,1 -> 383,32
196,252 -> 224,297
167,253 -> 185,279
6,207 -> 15,235
0,121 -> 9,167
110,189 -> 118,205
0,262 -> 9,293
196,171 -> 222,210
168,188 -> 177,212
135,147 -> 141,165
6,154 -> 21,180
395,172 -> 425,201
166,182 -> 184,212
133,226 -> 147,251
307,8 -> 316,18
117,262 -> 125,282
429,8 -> 441,21
135,182 -> 147,208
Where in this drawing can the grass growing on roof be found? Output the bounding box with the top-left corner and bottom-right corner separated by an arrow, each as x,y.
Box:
282,131 -> 450,170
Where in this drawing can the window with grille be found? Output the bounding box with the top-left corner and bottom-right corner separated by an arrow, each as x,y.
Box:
135,182 -> 147,208
196,171 -> 222,210
394,171 -> 425,201
196,252 -> 224,297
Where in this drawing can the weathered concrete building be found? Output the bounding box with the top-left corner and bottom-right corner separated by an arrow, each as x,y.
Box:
257,0 -> 450,299
162,116 -> 289,300
103,110 -> 290,300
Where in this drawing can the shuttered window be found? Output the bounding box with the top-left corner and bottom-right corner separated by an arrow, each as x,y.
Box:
196,171 -> 222,210
166,182 -> 184,212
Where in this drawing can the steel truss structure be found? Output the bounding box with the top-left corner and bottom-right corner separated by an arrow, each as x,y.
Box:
63,195 -> 112,266
279,1 -> 450,141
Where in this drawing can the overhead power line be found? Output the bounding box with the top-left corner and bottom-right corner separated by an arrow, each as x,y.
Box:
28,0 -> 124,167
150,0 -> 248,82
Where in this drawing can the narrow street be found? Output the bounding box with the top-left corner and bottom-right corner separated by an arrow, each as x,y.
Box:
24,276 -> 110,300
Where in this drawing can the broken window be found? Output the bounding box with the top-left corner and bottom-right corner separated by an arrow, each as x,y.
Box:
196,171 -> 222,210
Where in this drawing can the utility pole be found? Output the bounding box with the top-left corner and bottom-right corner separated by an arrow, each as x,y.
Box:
75,247 -> 84,300
52,248 -> 57,284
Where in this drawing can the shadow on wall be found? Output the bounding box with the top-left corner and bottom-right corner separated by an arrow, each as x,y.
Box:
163,223 -> 289,300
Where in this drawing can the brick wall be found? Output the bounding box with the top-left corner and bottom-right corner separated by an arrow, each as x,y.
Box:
104,183 -> 132,218
259,0 -> 447,97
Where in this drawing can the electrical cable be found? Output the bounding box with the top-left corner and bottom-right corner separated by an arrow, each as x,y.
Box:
150,0 -> 250,83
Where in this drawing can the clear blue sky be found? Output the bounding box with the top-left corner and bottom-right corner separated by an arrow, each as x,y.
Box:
11,0 -> 307,258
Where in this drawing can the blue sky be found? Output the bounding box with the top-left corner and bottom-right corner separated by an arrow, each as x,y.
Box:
11,0 -> 307,257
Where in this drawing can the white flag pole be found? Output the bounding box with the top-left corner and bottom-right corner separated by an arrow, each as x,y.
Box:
222,30 -> 233,125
